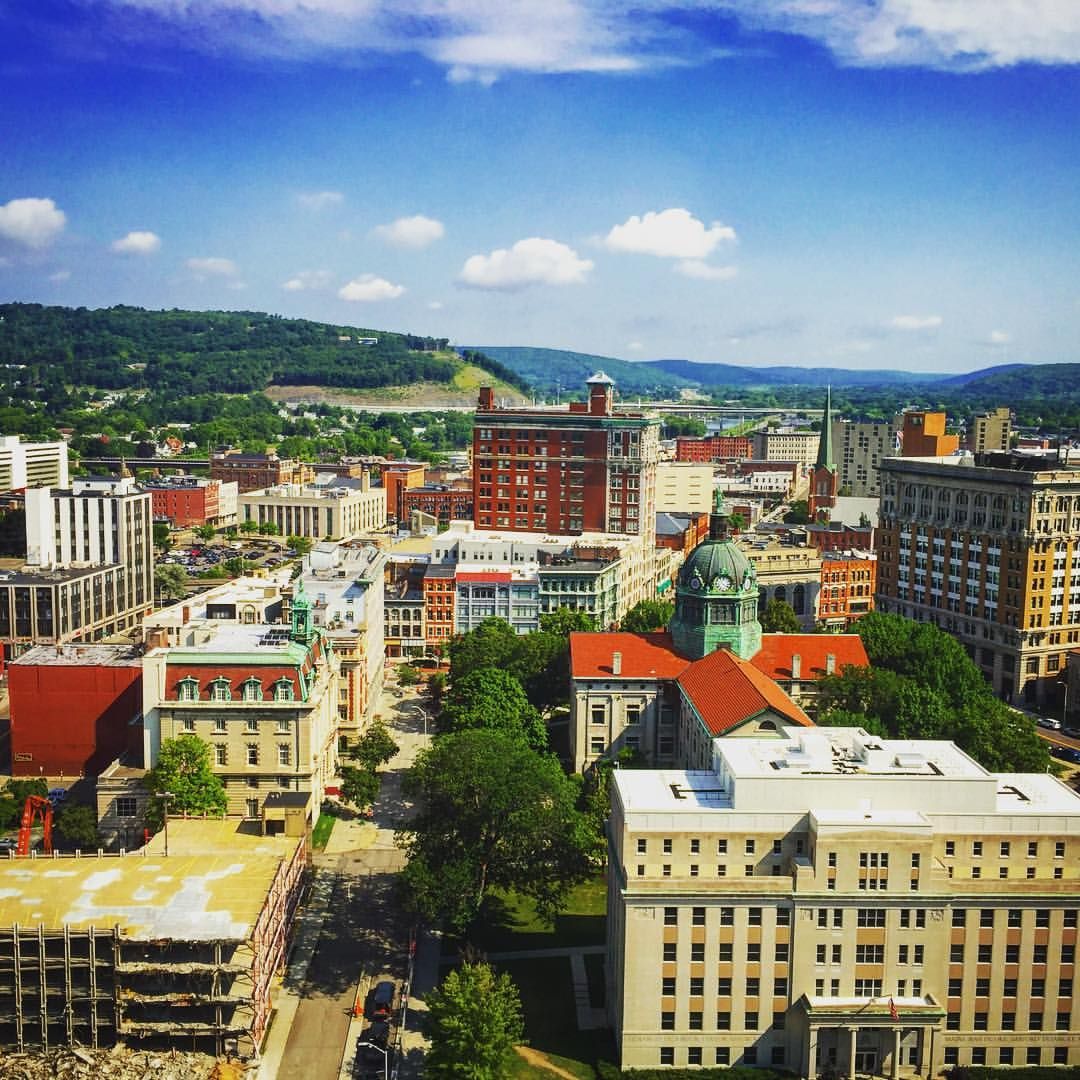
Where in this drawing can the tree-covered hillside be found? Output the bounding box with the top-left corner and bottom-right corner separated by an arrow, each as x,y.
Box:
0,304 -> 528,397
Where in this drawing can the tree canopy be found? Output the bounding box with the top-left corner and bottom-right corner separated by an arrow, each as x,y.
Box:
817,612 -> 1050,773
424,962 -> 524,1080
439,667 -> 547,750
760,598 -> 802,634
143,735 -> 228,830
620,599 -> 674,633
398,730 -> 593,933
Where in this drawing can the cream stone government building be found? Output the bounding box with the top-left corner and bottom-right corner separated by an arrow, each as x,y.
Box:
606,726 -> 1080,1075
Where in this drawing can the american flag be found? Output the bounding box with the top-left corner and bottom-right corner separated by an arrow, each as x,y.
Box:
889,997 -> 899,1022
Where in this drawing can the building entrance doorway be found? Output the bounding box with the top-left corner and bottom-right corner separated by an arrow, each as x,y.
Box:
854,1050 -> 878,1075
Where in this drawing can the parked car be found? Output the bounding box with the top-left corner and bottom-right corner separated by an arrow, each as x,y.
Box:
367,980 -> 395,1021
1037,716 -> 1063,731
1050,744 -> 1080,764
0,837 -> 18,852
47,788 -> 68,806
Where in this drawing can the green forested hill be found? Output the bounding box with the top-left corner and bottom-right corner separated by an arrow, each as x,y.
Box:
0,303 -> 528,396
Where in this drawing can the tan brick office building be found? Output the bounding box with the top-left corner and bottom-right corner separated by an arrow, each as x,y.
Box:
607,726 -> 1079,1075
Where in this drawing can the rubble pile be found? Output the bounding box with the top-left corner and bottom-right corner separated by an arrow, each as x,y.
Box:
0,1047 -> 250,1080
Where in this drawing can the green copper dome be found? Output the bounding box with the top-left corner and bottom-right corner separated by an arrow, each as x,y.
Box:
669,491 -> 762,661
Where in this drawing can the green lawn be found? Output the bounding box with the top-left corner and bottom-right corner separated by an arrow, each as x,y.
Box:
311,812 -> 336,851
458,875 -> 607,954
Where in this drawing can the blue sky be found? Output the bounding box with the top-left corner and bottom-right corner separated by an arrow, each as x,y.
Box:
2,1 -> 1080,373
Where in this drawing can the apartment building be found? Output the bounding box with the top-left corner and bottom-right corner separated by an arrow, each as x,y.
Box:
607,726 -> 1080,1074
238,473 -> 386,540
384,584 -> 427,660
0,477 -> 153,657
967,408 -> 1012,454
141,583 -> 338,821
145,475 -> 238,527
656,462 -> 715,514
752,430 -> 820,469
831,418 -> 900,498
401,483 -> 472,526
473,374 -> 660,557
380,461 -> 426,521
675,435 -> 753,463
0,435 -> 69,490
877,453 -> 1080,707
422,564 -> 456,646
900,412 -> 959,458
819,551 -> 877,629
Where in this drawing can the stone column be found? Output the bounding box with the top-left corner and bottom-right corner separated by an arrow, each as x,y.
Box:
892,1027 -> 901,1080
807,1027 -> 819,1080
848,1026 -> 858,1080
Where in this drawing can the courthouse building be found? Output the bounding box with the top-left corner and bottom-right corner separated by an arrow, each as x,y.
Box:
607,725 -> 1080,1074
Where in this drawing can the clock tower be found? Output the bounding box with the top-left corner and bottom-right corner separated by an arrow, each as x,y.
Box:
668,490 -> 762,661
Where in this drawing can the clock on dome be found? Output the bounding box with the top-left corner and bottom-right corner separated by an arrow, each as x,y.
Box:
690,573 -> 703,590
742,570 -> 753,590
716,574 -> 733,591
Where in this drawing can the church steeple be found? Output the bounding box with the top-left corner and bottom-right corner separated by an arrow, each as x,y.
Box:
815,385 -> 835,471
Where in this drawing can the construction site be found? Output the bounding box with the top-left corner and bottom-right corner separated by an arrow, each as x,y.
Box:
0,818 -> 307,1059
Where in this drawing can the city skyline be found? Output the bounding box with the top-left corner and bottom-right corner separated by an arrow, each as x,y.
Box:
3,2 -> 1080,372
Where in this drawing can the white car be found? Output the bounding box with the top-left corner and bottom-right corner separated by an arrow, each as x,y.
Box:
1037,716 -> 1063,731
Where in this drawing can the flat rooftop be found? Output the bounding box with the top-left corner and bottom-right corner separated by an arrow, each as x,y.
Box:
13,643 -> 143,667
614,728 -> 1080,821
145,573 -> 291,629
0,819 -> 299,941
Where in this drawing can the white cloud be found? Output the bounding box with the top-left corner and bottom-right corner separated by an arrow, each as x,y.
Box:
889,314 -> 943,331
458,237 -> 593,291
297,190 -> 344,210
0,197 -> 66,249
373,214 -> 445,249
111,230 -> 161,255
675,260 -> 738,281
49,270 -> 71,282
186,256 -> 238,279
338,274 -> 406,302
61,1 -> 1080,78
282,269 -> 333,292
604,208 -> 736,259
626,341 -> 645,352
427,300 -> 444,310
988,329 -> 1011,345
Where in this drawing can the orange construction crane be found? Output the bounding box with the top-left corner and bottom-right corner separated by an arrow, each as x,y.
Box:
16,795 -> 53,856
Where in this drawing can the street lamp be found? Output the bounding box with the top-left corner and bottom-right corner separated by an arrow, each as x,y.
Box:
155,791 -> 174,856
356,1040 -> 388,1080
401,701 -> 428,737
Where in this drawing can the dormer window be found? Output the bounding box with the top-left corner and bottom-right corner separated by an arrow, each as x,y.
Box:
210,677 -> 232,703
242,677 -> 263,702
274,678 -> 294,702
177,677 -> 199,702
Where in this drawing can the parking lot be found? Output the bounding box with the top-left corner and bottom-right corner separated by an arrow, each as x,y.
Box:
158,538 -> 298,577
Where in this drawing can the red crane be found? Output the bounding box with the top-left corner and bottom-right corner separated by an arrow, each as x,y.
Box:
15,795 -> 53,856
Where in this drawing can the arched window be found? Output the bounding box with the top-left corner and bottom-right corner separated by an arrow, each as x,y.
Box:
274,678 -> 295,702
775,585 -> 787,604
177,677 -> 199,702
242,678 -> 262,702
792,584 -> 806,616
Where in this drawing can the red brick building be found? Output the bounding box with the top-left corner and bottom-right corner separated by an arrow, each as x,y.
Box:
422,565 -> 456,647
472,374 -> 660,537
655,511 -> 710,558
9,644 -> 143,777
674,435 -> 752,462
146,477 -> 221,527
379,462 -> 426,522
402,483 -> 472,526
210,449 -> 313,494
818,550 -> 877,628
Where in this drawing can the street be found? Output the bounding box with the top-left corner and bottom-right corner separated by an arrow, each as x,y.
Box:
265,673 -> 434,1080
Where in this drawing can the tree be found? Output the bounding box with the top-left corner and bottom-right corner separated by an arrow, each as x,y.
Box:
257,521 -> 281,536
446,618 -> 521,682
239,519 -> 259,534
729,512 -> 746,533
783,499 -> 810,525
620,599 -> 674,633
396,663 -> 419,687
155,563 -> 188,602
398,730 -> 593,932
425,962 -> 524,1080
349,719 -> 398,772
760,598 -> 802,633
538,607 -> 595,637
153,522 -> 173,551
340,765 -> 380,809
0,778 -> 48,830
143,736 -> 228,831
286,535 -> 313,556
193,523 -> 216,542
439,667 -> 547,750
54,804 -> 99,851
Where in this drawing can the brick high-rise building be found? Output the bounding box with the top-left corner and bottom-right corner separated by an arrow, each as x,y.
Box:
900,411 -> 959,457
472,373 -> 660,542
877,452 -> 1080,707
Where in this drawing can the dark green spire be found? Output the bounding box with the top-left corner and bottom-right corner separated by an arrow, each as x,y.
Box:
815,386 -> 835,470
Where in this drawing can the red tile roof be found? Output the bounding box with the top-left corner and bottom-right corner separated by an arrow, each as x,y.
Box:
569,632 -> 692,680
750,634 -> 869,681
678,649 -> 811,735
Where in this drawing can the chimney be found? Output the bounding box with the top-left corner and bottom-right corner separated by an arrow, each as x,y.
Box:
612,651 -> 622,676
791,653 -> 801,679
826,653 -> 836,675
478,387 -> 494,411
